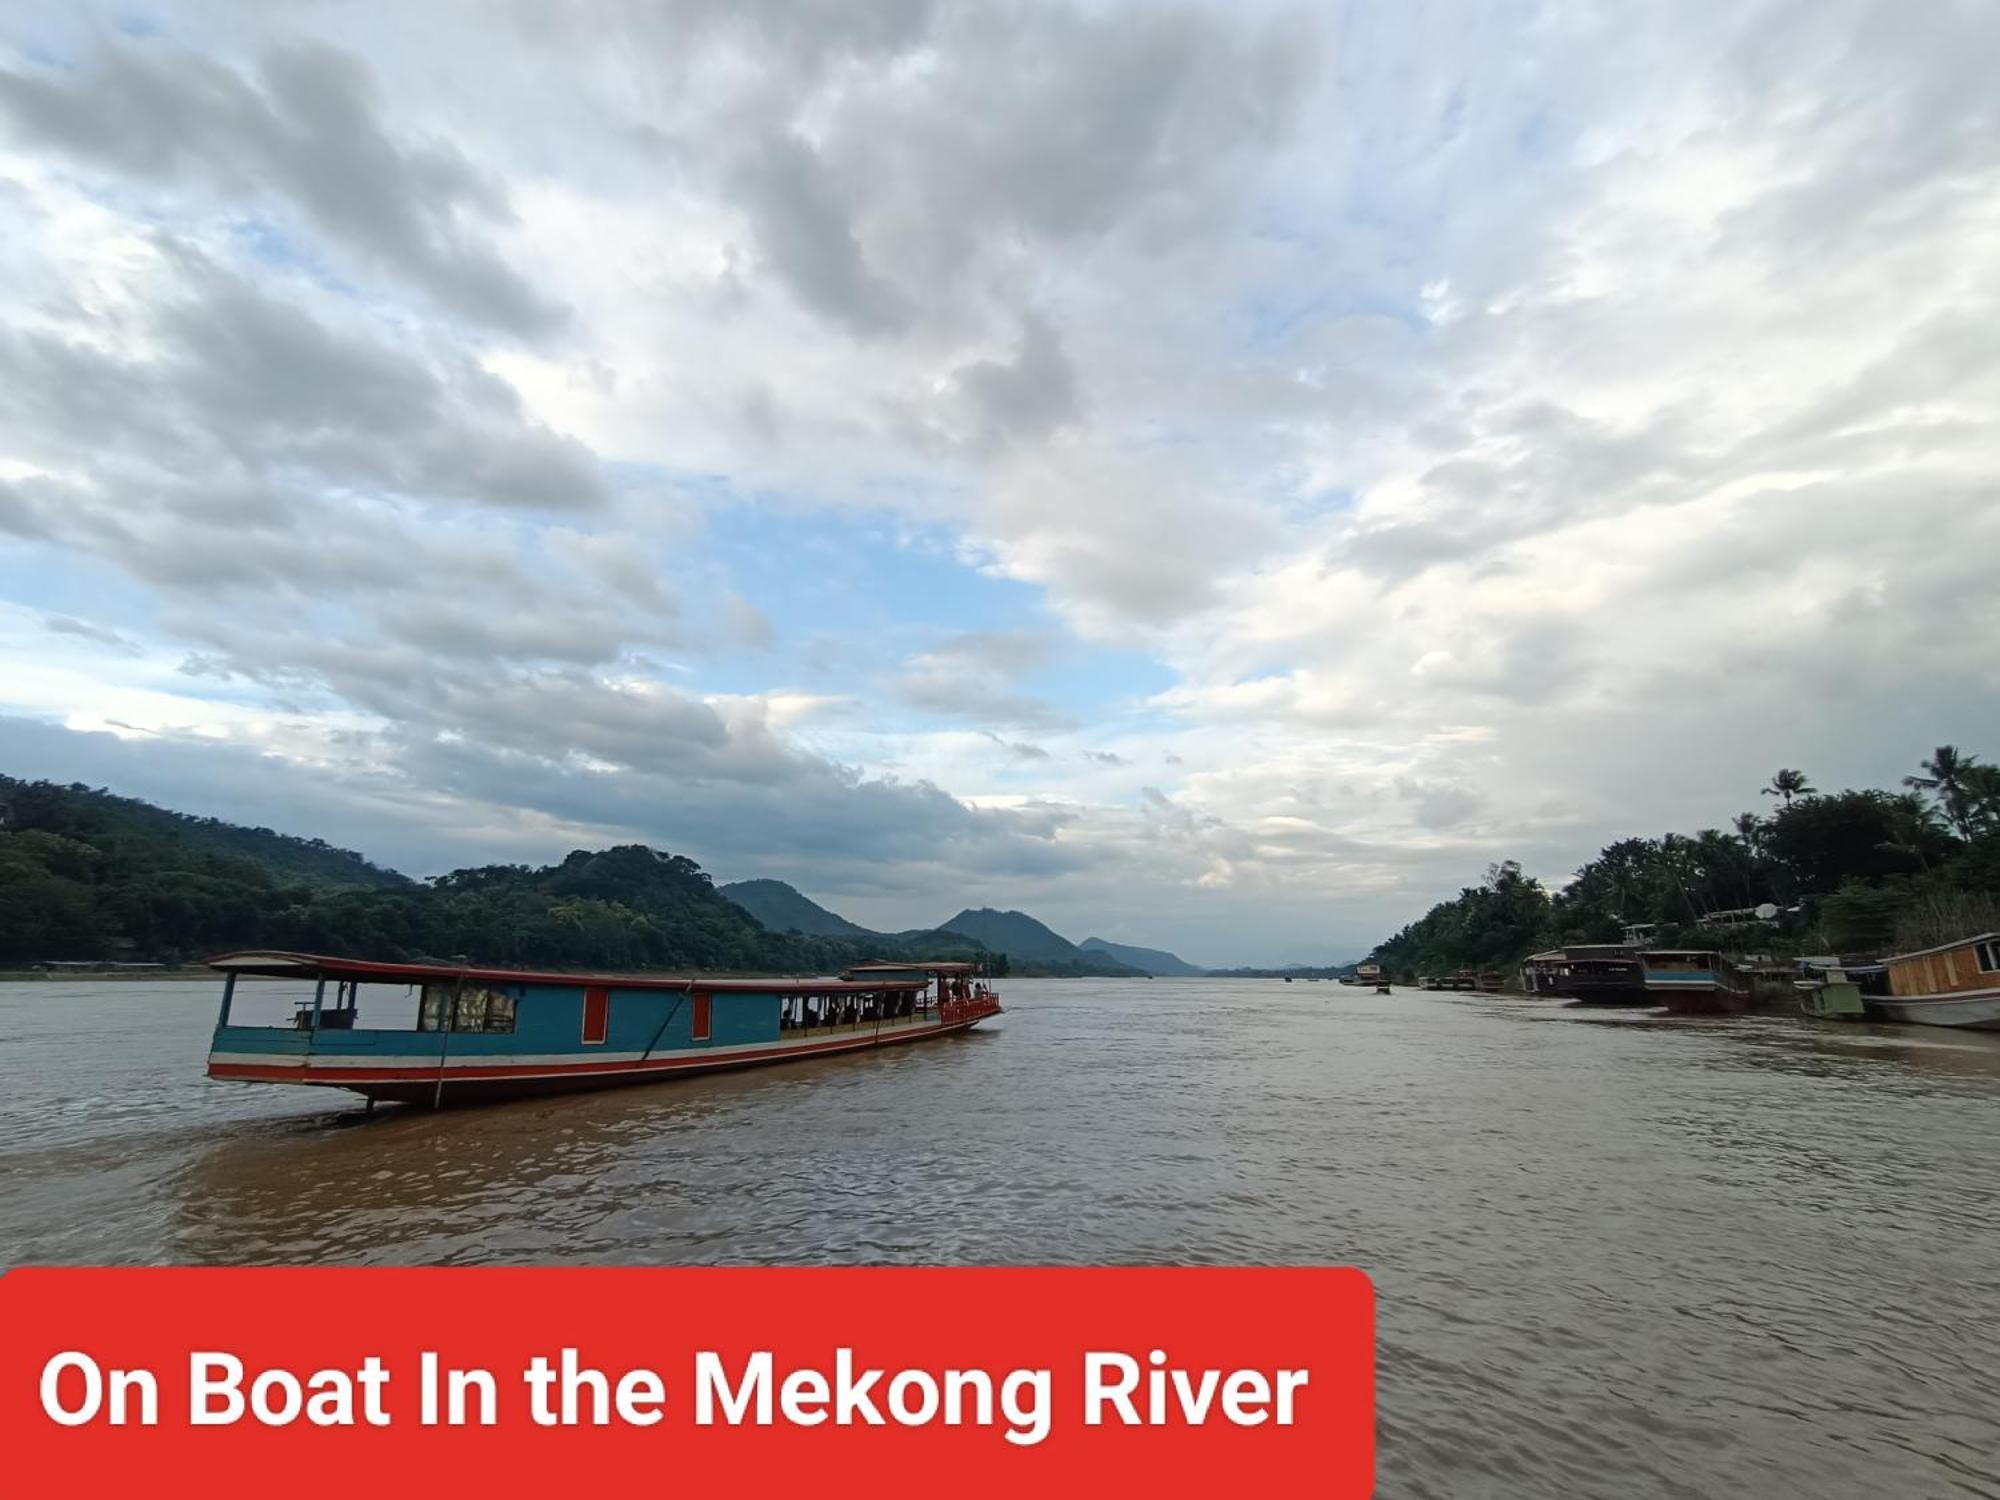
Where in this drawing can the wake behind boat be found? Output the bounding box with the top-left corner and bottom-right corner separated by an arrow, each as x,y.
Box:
204,951 -> 1001,1106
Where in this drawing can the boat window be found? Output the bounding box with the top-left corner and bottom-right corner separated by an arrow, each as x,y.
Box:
458,986 -> 517,1033
416,983 -> 517,1033
1977,940 -> 2000,974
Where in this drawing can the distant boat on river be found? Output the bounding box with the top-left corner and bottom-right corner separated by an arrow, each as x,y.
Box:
204,951 -> 1001,1106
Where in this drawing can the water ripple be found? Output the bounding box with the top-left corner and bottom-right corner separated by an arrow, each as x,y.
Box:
4,979 -> 2000,1494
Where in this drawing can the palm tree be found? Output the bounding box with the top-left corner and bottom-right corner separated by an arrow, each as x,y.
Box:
1731,811 -> 1765,856
1878,792 -> 1946,873
1658,833 -> 1704,920
1694,827 -> 1755,907
1761,769 -> 1814,805
1905,745 -> 1983,839
1961,764 -> 2000,837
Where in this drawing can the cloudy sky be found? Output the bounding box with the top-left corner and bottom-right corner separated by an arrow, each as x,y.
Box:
2,2 -> 1996,964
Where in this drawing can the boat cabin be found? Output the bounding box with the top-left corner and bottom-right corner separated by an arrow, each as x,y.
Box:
1858,933 -> 2000,1028
1641,949 -> 1751,1014
205,951 -> 1000,1106
1883,933 -> 2000,1000
1793,956 -> 1881,1020
1521,945 -> 1647,1004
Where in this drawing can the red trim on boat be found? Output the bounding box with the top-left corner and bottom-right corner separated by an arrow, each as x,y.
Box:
581,988 -> 609,1045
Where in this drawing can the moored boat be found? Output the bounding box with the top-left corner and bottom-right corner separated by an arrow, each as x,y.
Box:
1647,949 -> 1752,1015
1866,933 -> 2000,1029
1794,957 -> 1874,1021
204,951 -> 1001,1106
1521,945 -> 1650,1005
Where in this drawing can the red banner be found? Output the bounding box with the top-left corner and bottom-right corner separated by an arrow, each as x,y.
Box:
1,1267 -> 1372,1497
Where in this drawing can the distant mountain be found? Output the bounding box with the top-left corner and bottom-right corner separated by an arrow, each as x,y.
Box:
719,879 -> 874,938
1080,936 -> 1204,977
937,908 -> 1143,976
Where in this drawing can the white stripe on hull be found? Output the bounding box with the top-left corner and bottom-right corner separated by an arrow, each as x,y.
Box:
1866,986 -> 2000,1030
210,1014 -> 947,1072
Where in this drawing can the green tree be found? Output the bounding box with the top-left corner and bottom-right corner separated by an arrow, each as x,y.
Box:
1763,790 -> 1945,895
1732,811 -> 1765,857
1761,769 -> 1815,805
1877,792 -> 1947,874
1903,745 -> 1983,840
1959,764 -> 2000,838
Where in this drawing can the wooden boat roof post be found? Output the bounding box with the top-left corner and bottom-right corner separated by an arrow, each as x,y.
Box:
206,950 -> 928,995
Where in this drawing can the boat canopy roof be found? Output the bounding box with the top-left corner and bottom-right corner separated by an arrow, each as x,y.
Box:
1881,931 -> 1999,965
1526,944 -> 1643,964
206,950 -> 927,994
1797,957 -> 1887,977
842,960 -> 980,975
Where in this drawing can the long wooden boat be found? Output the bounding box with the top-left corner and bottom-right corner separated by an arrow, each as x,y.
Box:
1521,945 -> 1650,1005
1867,933 -> 2000,1028
204,951 -> 1001,1106
1647,949 -> 1751,1015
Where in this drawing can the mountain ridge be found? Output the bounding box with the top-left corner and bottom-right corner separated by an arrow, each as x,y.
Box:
718,878 -> 874,938
935,907 -> 1144,976
1079,935 -> 1205,977
716,882 -> 1149,977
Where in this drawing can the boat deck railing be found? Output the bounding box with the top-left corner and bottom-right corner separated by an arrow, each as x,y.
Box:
939,993 -> 1003,1025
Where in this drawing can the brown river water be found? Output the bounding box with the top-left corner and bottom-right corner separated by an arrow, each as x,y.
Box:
3,976 -> 1999,1497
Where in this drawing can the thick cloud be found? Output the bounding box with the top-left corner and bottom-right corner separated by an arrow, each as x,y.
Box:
0,40 -> 564,337
897,631 -> 1063,729
0,708 -> 1082,899
0,247 -> 602,516
4,1 -> 1999,963
729,132 -> 909,337
954,316 -> 1082,450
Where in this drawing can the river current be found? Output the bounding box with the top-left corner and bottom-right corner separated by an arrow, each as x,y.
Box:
2,976 -> 1997,1497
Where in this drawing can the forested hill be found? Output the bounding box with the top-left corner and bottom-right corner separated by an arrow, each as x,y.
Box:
719,879 -> 875,938
937,908 -> 1143,976
0,778 -> 994,973
719,882 -> 1158,978
1,776 -> 408,891
1367,746 -> 2000,982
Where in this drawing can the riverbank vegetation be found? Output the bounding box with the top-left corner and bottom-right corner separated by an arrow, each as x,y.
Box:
1370,746 -> 2000,982
0,778 -> 1000,974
